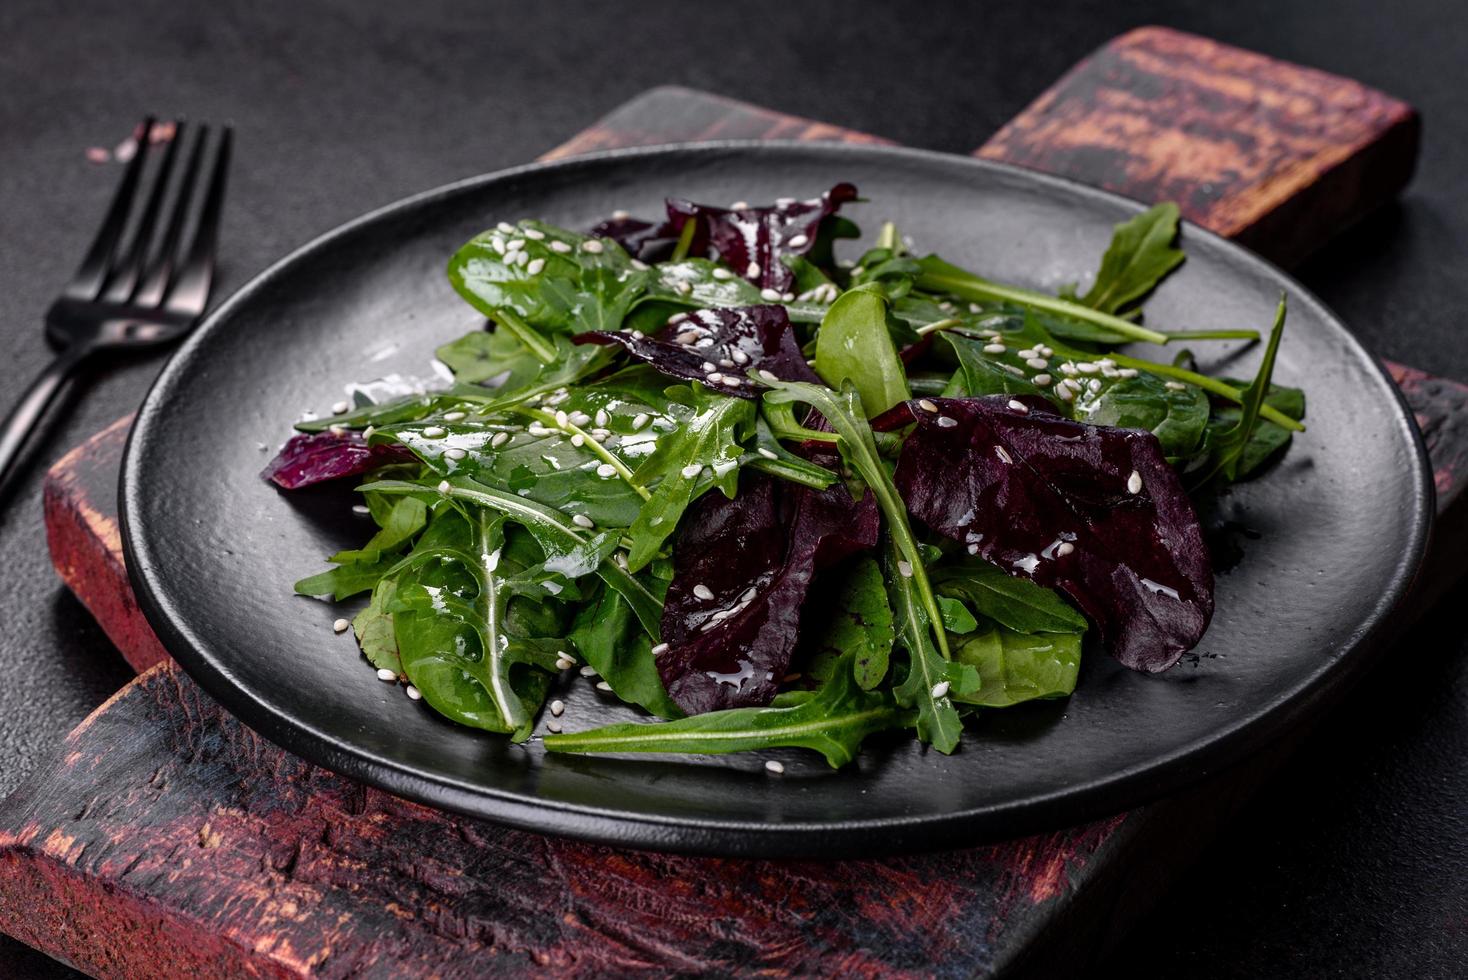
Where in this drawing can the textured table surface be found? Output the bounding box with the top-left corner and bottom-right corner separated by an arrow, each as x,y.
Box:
2,1 -> 1467,976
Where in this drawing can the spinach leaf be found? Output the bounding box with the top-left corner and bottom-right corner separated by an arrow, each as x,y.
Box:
544,652 -> 911,768
570,580 -> 682,719
813,285 -> 912,417
941,331 -> 1058,405
806,556 -> 895,690
1073,370 -> 1210,459
936,596 -> 978,634
1079,203 -> 1186,314
352,577 -> 401,673
931,557 -> 1088,635
436,327 -> 547,387
952,626 -> 1082,708
448,220 -> 652,361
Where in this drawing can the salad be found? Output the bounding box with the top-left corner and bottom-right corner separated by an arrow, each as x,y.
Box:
265,185 -> 1305,767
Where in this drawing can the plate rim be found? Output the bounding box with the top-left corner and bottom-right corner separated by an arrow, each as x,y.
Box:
120,139 -> 1435,857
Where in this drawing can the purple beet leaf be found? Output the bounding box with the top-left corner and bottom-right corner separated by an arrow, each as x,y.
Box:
575,304 -> 822,399
586,214 -> 664,258
882,395 -> 1213,672
262,431 -> 414,490
665,183 -> 858,293
657,470 -> 879,714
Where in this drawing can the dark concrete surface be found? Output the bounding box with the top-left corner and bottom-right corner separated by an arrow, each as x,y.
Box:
1,0 -> 1464,975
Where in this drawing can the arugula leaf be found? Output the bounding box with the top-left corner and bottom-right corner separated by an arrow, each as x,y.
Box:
1079,203 -> 1186,314
813,285 -> 912,417
293,555 -> 399,601
624,388 -> 754,571
544,652 -> 911,768
885,539 -> 979,754
329,495 -> 428,564
931,557 -> 1088,635
1204,379 -> 1305,479
936,596 -> 978,634
807,556 -> 895,690
1191,297 -> 1289,486
952,626 -> 1082,708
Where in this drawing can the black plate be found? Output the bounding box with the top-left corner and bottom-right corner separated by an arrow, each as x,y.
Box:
121,143 -> 1432,857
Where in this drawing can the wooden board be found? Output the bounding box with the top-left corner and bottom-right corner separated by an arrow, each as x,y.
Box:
4,27 -> 1448,978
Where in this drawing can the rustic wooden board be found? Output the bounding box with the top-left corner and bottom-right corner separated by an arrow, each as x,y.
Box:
6,29 -> 1448,978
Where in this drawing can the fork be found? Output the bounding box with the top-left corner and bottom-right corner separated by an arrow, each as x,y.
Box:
0,117 -> 232,497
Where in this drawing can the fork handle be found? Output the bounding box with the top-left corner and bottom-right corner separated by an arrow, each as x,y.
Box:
0,347 -> 87,496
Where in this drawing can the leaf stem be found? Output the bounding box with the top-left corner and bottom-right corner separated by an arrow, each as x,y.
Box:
492,307 -> 556,363
515,407 -> 652,501
1104,353 -> 1305,432
671,217 -> 697,262
1156,328 -> 1261,342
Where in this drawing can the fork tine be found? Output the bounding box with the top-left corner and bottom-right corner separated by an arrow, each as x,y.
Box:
133,124 -> 205,308
101,120 -> 186,304
64,116 -> 155,301
164,126 -> 231,317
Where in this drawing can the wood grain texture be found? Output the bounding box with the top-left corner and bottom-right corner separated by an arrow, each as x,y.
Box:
978,26 -> 1420,267
12,50 -> 1438,978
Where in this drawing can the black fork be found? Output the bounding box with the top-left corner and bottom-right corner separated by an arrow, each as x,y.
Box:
0,118 -> 232,496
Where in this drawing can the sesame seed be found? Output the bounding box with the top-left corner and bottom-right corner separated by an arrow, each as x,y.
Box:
787,233 -> 809,247
1165,381 -> 1188,391
406,685 -> 422,700
995,446 -> 1013,464
781,292 -> 794,302
730,200 -> 749,210
712,267 -> 734,280
936,416 -> 958,428
702,360 -> 717,372
445,447 -> 467,460
1007,400 -> 1029,413
1118,368 -> 1139,379
719,358 -> 735,368
897,560 -> 914,578
1033,374 -> 1053,386
572,514 -> 594,529
526,257 -> 546,275
579,665 -> 598,677
918,398 -> 938,412
651,642 -> 670,656
746,261 -> 761,278
931,681 -> 950,698
443,411 -> 466,422
581,239 -> 604,253
1127,470 -> 1143,494
523,227 -> 545,240
669,312 -> 689,324
550,240 -> 571,253
328,424 -> 347,437
1098,358 -> 1116,368
758,369 -> 779,383
676,331 -> 701,345
422,426 -> 445,438
550,699 -> 565,716
721,376 -> 741,387
332,618 -> 350,633
707,372 -> 724,384
594,409 -> 609,427
569,411 -> 591,426
676,280 -> 694,296
595,681 -> 613,692
765,760 -> 785,774
760,287 -> 781,301
1056,385 -> 1075,402
595,463 -> 617,478
491,431 -> 510,448
632,413 -> 650,430
731,349 -> 749,364
757,447 -> 778,459
497,221 -> 516,234
983,343 -> 1006,354
1027,357 -> 1048,370
680,463 -> 703,479
437,480 -> 452,494
969,303 -> 983,313
376,668 -> 397,682
352,503 -> 371,516
546,719 -> 563,733
1088,378 -> 1102,392
555,410 -> 569,427
1077,362 -> 1099,375
331,400 -> 350,415
505,239 -> 524,253
693,583 -> 715,600
1056,542 -> 1075,557
1060,362 -> 1079,376
1102,366 -> 1119,378
939,301 -> 955,312
570,433 -> 585,447
490,237 -> 505,254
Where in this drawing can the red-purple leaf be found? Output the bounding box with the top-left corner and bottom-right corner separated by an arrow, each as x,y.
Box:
884,395 -> 1213,672
262,431 -> 414,490
666,183 -> 858,292
575,304 -> 822,399
657,471 -> 879,714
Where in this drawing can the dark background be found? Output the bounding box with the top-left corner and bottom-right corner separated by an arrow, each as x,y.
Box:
2,0 -> 1465,975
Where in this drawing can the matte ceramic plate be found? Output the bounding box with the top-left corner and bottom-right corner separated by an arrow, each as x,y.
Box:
121,142 -> 1431,857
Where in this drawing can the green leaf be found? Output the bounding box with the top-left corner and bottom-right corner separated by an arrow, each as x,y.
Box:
544,652 -> 912,768
813,285 -> 912,417
436,328 -> 547,387
885,539 -> 979,754
293,556 -> 398,600
448,220 -> 652,360
931,557 -> 1088,635
807,557 -> 895,689
951,626 -> 1082,708
1192,296 -> 1289,486
1079,203 -> 1186,314
642,259 -> 828,323
1072,369 -> 1210,459
941,332 -> 1058,404
569,581 -> 682,719
1204,381 -> 1305,478
624,388 -> 754,571
936,596 -> 978,634
352,578 -> 401,674
329,495 -> 427,564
